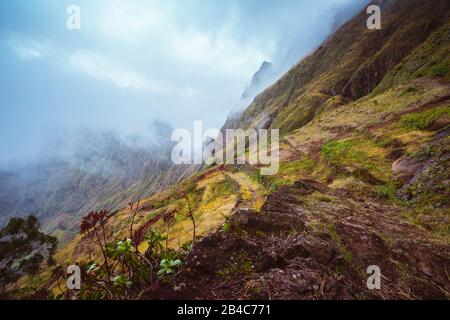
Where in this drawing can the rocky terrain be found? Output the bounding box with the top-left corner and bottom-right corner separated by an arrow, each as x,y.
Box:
145,178 -> 449,299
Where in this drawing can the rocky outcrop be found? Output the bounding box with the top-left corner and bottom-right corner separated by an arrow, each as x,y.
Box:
241,62 -> 275,100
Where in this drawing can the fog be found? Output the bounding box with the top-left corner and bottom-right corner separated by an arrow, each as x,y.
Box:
0,0 -> 368,166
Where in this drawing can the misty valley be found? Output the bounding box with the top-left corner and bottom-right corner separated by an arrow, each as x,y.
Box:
0,0 -> 449,305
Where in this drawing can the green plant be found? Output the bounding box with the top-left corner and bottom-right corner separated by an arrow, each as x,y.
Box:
222,222 -> 231,233
183,193 -> 197,245
157,259 -> 181,277
163,209 -> 176,249
144,230 -> 167,257
113,275 -> 132,288
80,210 -> 112,277
73,210 -> 162,300
75,237 -> 156,299
129,200 -> 141,243
110,239 -> 135,257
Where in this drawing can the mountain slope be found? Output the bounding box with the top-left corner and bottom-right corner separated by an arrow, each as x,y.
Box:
15,0 -> 450,299
145,179 -> 449,299
224,0 -> 450,134
141,0 -> 449,299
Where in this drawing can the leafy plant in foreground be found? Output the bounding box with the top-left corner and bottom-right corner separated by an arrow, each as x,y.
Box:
157,259 -> 182,278
144,230 -> 167,258
68,207 -> 186,300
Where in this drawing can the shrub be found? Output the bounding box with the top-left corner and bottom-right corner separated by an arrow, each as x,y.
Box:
0,216 -> 57,295
144,230 -> 167,257
72,210 -> 180,299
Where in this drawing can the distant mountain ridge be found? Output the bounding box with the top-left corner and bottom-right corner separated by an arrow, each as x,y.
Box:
225,0 -> 450,134
241,61 -> 275,100
0,123 -> 196,242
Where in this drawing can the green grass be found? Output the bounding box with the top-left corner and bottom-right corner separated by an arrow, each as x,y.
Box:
400,105 -> 450,130
321,139 -> 376,171
428,63 -> 450,78
279,157 -> 314,174
402,207 -> 449,242
250,169 -> 285,192
322,140 -> 359,162
374,184 -> 402,204
327,224 -> 353,263
210,179 -> 234,199
217,251 -> 254,279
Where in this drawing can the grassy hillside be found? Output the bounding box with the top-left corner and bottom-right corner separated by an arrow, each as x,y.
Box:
8,0 -> 450,300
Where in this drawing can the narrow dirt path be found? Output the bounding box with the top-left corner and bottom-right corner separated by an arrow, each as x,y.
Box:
224,172 -> 266,211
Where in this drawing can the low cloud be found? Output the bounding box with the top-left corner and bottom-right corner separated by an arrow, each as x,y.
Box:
6,37 -> 45,60
0,0 -> 368,163
6,36 -> 198,96
96,0 -> 268,81
68,50 -> 165,92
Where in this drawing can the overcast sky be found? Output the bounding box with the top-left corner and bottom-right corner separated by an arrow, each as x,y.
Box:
0,0 -> 367,163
